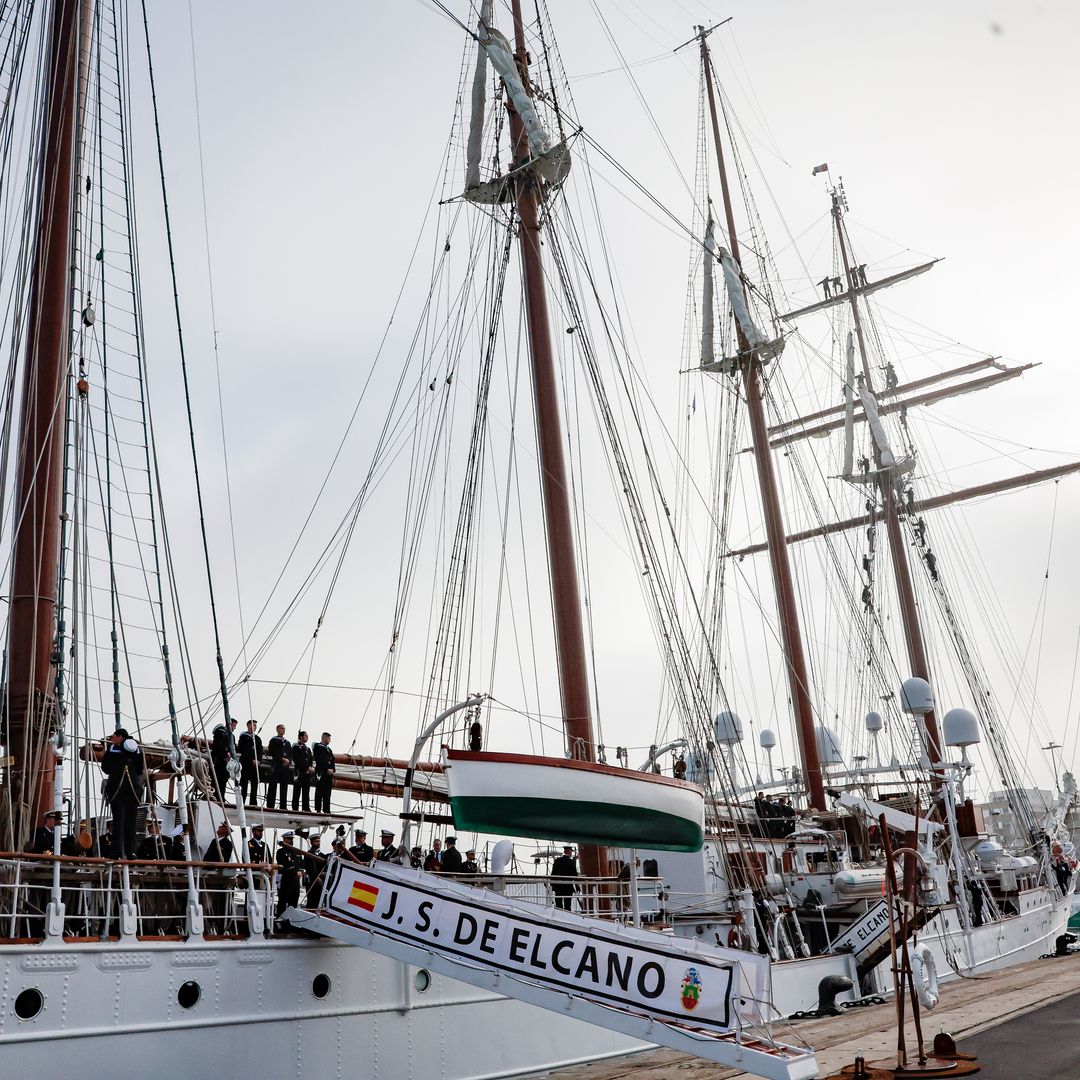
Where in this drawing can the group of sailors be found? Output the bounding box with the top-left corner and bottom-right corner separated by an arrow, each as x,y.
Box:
752,791 -> 798,838
211,720 -> 338,814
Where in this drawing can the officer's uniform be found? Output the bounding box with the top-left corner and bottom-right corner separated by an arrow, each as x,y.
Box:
237,729 -> 264,807
291,740 -> 314,812
101,737 -> 145,858
266,733 -> 292,809
276,839 -> 304,919
349,832 -> 374,863
210,723 -> 233,801
248,832 -> 268,863
312,739 -> 336,814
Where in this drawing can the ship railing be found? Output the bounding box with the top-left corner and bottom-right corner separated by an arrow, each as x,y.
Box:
437,871 -> 669,924
0,853 -> 273,944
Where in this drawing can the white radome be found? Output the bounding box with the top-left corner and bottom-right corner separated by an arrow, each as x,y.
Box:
714,710 -> 743,745
901,677 -> 934,716
943,707 -> 981,749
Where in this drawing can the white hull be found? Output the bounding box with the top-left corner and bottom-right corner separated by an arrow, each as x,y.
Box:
0,937 -> 641,1079
870,887 -> 1069,993
923,889 -> 1069,980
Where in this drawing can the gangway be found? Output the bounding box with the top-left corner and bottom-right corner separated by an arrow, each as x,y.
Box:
286,860 -> 817,1080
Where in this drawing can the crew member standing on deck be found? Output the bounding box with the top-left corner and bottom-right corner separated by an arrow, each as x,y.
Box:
312,732 -> 336,815
551,845 -> 579,912
440,836 -> 463,873
266,724 -> 292,809
349,829 -> 374,864
237,720 -> 263,808
376,829 -> 397,862
210,718 -> 237,802
247,823 -> 268,864
275,833 -> 303,921
101,729 -> 146,859
31,810 -> 62,855
291,731 -> 314,812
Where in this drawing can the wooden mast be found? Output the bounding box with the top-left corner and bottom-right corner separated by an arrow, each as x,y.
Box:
831,191 -> 942,765
505,0 -> 607,876
4,0 -> 85,843
698,29 -> 825,809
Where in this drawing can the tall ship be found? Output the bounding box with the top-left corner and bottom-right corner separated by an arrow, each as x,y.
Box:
0,2 -> 1073,1077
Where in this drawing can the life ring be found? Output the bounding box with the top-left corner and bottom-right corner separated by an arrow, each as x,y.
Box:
910,942 -> 939,1010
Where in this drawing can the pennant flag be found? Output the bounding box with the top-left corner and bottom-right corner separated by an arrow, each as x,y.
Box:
348,881 -> 379,912
812,163 -> 829,176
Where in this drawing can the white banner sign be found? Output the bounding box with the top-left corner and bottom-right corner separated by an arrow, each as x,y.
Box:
324,861 -> 767,1031
831,898 -> 893,961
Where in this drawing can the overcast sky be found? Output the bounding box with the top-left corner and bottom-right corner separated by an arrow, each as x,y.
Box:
128,1 -> 1080,806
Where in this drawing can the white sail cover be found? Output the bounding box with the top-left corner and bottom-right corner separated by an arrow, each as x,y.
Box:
717,247 -> 767,349
701,219 -> 716,367
858,386 -> 896,468
842,332 -> 855,477
465,1 -> 493,190
479,25 -> 550,159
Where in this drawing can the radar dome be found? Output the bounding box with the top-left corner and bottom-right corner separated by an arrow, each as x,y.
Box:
815,724 -> 843,765
943,707 -> 981,749
864,711 -> 883,733
900,677 -> 934,716
714,711 -> 743,746
759,728 -> 777,751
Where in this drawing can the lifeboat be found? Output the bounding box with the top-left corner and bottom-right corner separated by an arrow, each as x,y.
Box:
443,750 -> 705,852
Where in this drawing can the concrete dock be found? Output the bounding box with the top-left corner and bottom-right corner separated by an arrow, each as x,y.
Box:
536,952 -> 1080,1078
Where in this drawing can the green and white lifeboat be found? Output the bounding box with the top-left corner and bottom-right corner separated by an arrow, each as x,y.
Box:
443,750 -> 705,852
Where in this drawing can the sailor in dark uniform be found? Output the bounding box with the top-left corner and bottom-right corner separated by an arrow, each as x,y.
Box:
440,836 -> 463,873
137,819 -> 171,860
247,823 -> 268,864
349,828 -> 374,864
305,837 -> 327,902
237,720 -> 263,808
210,718 -> 238,802
31,810 -> 62,855
312,732 -> 336,815
101,729 -> 146,858
203,822 -> 234,863
551,846 -> 579,911
275,833 -> 304,920
462,850 -> 480,874
376,829 -> 397,862
291,731 -> 314,812
266,724 -> 292,809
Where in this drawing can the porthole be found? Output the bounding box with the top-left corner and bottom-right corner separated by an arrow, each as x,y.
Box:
14,988 -> 43,1020
312,973 -> 331,999
414,969 -> 431,993
177,981 -> 201,1009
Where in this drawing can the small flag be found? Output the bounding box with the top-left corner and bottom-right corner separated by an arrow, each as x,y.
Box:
812,163 -> 829,176
348,881 -> 379,912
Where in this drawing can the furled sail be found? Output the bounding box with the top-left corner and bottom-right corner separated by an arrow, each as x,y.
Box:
465,1 -> 493,191
842,332 -> 855,477
701,218 -> 716,367
858,385 -> 897,469
717,246 -> 767,349
479,25 -> 550,159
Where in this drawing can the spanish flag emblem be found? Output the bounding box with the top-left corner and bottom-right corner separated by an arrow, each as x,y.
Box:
348,881 -> 379,912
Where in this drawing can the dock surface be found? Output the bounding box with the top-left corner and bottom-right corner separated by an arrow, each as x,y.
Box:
535,952 -> 1080,1078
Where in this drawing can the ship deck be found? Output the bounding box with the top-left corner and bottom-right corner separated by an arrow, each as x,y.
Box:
535,950 -> 1080,1078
